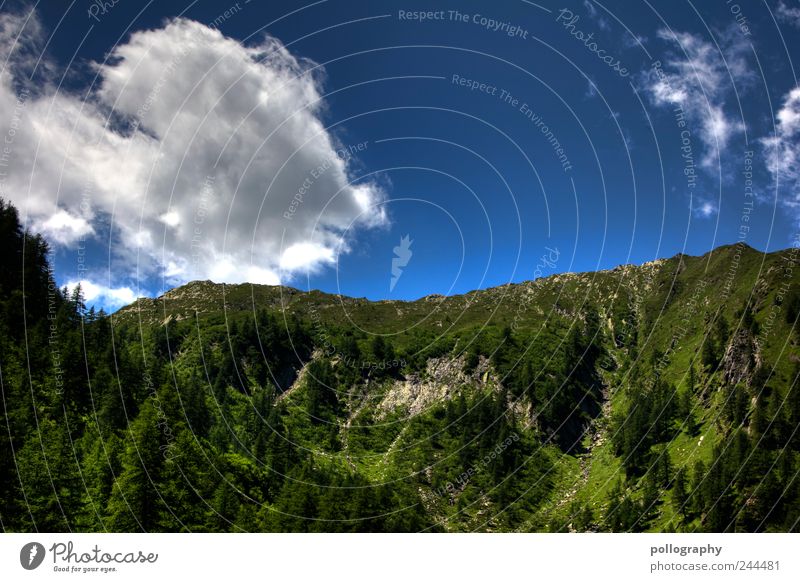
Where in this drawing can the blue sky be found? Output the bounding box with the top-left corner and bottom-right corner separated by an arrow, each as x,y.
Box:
1,0 -> 799,309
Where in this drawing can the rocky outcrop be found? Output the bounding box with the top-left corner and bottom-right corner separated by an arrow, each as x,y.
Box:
721,329 -> 760,387
377,355 -> 496,419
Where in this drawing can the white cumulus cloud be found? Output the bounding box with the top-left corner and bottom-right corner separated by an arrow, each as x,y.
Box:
0,11 -> 386,300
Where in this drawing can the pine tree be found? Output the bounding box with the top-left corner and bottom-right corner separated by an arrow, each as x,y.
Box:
702,336 -> 718,371
210,477 -> 239,531
306,359 -> 337,421
107,402 -> 167,531
672,466 -> 689,518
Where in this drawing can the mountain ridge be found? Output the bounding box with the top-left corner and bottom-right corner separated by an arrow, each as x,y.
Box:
113,241 -> 774,324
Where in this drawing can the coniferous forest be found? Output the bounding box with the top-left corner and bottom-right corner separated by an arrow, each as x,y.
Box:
2,197 -> 800,532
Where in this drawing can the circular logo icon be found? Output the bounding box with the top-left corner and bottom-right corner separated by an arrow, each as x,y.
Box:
20,542 -> 45,570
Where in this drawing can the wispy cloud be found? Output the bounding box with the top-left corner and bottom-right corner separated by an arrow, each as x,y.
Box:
641,28 -> 752,168
776,1 -> 800,27
584,79 -> 597,99
583,0 -> 610,31
622,33 -> 648,50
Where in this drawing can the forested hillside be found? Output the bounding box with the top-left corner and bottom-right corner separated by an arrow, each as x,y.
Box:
2,197 -> 800,532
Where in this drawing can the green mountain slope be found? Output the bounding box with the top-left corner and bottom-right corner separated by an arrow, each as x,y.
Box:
3,196 -> 800,531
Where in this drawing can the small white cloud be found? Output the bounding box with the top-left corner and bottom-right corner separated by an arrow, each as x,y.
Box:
67,279 -> 138,310
159,211 -> 181,227
692,198 -> 718,218
34,210 -> 93,246
279,242 -> 335,273
649,77 -> 688,105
